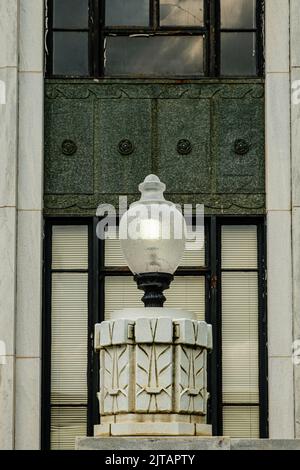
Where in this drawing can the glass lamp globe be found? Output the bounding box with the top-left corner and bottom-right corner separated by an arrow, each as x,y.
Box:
119,174 -> 186,307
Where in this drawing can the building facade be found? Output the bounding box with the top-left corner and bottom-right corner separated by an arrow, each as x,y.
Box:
0,0 -> 299,449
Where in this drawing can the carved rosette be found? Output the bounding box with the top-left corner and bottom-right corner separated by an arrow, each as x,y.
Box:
94,315 -> 212,437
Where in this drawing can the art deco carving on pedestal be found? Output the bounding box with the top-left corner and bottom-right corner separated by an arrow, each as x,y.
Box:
94,314 -> 212,437
135,318 -> 173,413
174,320 -> 211,415
96,319 -> 134,415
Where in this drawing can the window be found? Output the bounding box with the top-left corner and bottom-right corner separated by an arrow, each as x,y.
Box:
46,0 -> 264,77
42,216 -> 267,449
221,224 -> 261,436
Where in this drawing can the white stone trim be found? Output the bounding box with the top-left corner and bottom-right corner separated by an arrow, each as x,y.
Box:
290,0 -> 300,440
265,0 -> 300,438
0,0 -> 44,449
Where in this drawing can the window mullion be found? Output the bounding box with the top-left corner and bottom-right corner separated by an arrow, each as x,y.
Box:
152,0 -> 159,31
209,0 -> 219,77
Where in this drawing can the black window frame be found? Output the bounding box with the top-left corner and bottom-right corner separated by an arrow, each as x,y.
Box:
45,0 -> 265,78
42,215 -> 268,450
42,217 -> 100,450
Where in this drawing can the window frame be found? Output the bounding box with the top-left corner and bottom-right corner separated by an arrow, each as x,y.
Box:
45,0 -> 265,78
42,217 -> 100,450
212,216 -> 268,437
42,215 -> 268,449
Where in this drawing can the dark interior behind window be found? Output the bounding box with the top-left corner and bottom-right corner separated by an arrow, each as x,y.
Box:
46,1 -> 264,79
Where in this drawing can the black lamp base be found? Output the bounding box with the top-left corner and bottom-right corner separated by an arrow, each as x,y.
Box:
134,272 -> 174,308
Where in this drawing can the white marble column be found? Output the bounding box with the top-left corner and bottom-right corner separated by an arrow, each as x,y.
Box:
265,0 -> 295,438
0,0 -> 44,449
290,0 -> 300,439
0,0 -> 19,450
15,0 -> 44,450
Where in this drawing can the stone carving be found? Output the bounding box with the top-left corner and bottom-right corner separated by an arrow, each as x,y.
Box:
135,318 -> 173,412
61,139 -> 77,156
174,319 -> 211,415
177,139 -> 192,155
96,320 -> 134,415
175,346 -> 206,414
118,139 -> 134,156
95,314 -> 212,436
100,345 -> 132,414
234,139 -> 251,155
44,81 -> 265,216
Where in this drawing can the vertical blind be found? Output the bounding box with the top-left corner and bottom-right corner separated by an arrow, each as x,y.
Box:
50,225 -> 89,450
221,225 -> 260,438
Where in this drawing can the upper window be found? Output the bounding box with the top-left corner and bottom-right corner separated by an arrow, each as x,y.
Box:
46,0 -> 264,78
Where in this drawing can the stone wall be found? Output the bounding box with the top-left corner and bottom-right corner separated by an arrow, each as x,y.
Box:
290,0 -> 300,439
0,0 -> 44,449
0,0 -> 300,449
265,0 -> 300,439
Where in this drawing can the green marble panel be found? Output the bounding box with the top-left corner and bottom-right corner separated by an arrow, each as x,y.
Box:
96,99 -> 152,194
45,99 -> 94,194
44,79 -> 265,216
215,92 -> 264,193
157,99 -> 211,193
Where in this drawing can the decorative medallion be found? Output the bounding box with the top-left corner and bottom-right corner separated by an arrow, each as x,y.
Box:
61,139 -> 77,156
177,139 -> 192,155
234,139 -> 250,156
118,139 -> 134,156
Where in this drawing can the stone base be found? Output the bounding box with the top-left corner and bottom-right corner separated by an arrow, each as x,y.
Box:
76,437 -> 300,451
94,422 -> 212,437
76,436 -> 228,450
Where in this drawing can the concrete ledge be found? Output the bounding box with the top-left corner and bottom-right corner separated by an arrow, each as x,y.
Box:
76,437 -> 300,450
231,439 -> 300,450
76,437 -> 230,450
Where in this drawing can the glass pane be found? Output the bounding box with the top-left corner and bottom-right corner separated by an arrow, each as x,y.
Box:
105,0 -> 149,26
222,272 -> 259,403
166,276 -> 205,321
105,275 -> 205,321
105,276 -> 142,320
53,0 -> 89,29
105,36 -> 204,76
51,273 -> 88,405
221,225 -> 257,269
223,406 -> 260,438
160,0 -> 204,26
51,407 -> 87,450
221,32 -> 256,76
52,225 -> 88,270
53,32 -> 89,76
221,0 -> 256,29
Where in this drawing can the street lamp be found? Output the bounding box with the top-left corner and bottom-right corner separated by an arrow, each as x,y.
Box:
119,174 -> 186,307
93,174 -> 212,440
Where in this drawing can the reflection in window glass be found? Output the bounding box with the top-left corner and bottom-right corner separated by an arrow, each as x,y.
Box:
105,36 -> 204,76
220,0 -> 256,29
160,0 -> 204,26
53,32 -> 89,76
105,0 -> 149,26
221,32 -> 256,76
53,0 -> 89,29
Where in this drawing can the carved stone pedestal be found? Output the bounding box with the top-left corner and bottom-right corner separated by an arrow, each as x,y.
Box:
94,308 -> 212,437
